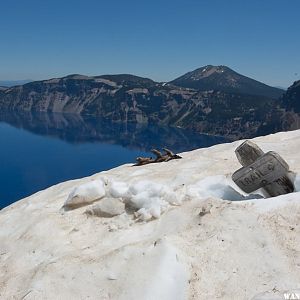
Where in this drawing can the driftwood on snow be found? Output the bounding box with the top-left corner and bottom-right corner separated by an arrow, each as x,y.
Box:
134,148 -> 182,166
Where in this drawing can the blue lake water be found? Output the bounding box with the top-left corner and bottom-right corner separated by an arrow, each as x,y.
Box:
0,111 -> 228,208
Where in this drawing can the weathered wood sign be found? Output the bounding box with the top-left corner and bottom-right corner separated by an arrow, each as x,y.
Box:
232,140 -> 294,197
233,151 -> 289,193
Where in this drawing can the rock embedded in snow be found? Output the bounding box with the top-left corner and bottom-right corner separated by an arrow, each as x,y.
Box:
198,201 -> 213,216
63,179 -> 106,209
85,198 -> 125,218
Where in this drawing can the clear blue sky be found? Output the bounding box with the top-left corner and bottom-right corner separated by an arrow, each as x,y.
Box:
1,0 -> 299,87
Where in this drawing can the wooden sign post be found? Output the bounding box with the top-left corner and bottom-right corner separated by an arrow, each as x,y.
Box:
232,140 -> 294,197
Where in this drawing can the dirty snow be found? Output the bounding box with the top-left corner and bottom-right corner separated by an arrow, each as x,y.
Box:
1,130 -> 300,299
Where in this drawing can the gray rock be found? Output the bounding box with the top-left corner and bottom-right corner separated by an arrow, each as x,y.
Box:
86,198 -> 125,218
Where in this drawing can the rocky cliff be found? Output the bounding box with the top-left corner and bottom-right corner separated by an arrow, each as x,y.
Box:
281,80 -> 300,113
277,80 -> 300,131
0,67 -> 298,139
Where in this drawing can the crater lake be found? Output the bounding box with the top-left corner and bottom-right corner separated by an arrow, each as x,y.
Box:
0,111 -> 228,208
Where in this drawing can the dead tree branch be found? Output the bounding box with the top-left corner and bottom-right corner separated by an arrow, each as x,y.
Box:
134,148 -> 182,166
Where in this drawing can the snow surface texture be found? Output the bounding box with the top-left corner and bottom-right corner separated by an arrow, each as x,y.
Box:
63,179 -> 106,209
64,179 -> 185,220
1,130 -> 300,299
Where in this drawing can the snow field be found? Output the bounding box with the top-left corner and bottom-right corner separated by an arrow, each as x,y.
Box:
2,130 -> 300,299
64,171 -> 299,220
64,178 -> 185,220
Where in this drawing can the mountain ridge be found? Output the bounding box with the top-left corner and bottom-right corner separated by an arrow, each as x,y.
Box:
1,65 -> 284,98
0,66 -> 298,139
0,79 -> 33,87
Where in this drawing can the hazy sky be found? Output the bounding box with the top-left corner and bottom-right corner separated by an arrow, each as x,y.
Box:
1,0 -> 299,87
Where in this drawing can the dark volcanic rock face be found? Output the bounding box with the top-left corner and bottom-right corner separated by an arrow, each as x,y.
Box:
0,68 -> 297,139
277,80 -> 300,131
174,91 -> 276,138
281,80 -> 300,113
0,76 -> 277,139
170,65 -> 284,99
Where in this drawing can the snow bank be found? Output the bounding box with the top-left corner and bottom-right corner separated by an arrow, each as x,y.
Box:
63,179 -> 106,209
126,180 -> 183,220
187,175 -> 264,201
1,130 -> 300,299
294,174 -> 300,191
64,179 -> 186,221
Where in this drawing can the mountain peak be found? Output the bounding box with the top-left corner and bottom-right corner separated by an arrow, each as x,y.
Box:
170,65 -> 284,99
188,65 -> 232,80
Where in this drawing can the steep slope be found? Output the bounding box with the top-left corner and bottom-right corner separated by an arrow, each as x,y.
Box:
173,90 -> 275,138
0,71 -> 291,139
254,80 -> 300,136
0,74 -> 158,115
281,80 -> 300,112
0,74 -> 278,139
275,80 -> 300,132
170,65 -> 284,99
